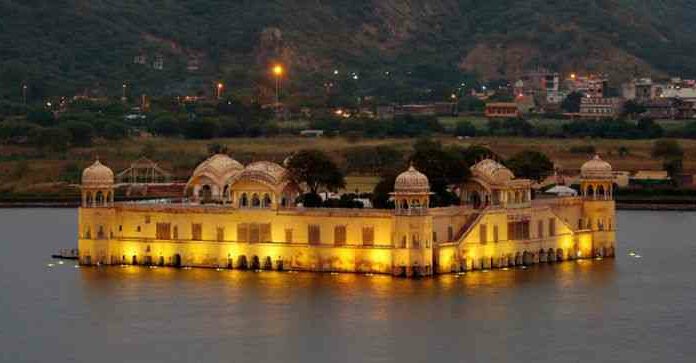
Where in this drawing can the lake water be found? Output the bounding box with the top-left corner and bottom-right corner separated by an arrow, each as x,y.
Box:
1,209 -> 695,362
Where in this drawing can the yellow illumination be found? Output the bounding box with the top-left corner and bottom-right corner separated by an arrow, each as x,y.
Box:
272,65 -> 284,77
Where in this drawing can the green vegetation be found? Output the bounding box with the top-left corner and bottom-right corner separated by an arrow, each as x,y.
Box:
1,1 -> 696,103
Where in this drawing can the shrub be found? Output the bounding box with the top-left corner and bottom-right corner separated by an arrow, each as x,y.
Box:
569,145 -> 596,154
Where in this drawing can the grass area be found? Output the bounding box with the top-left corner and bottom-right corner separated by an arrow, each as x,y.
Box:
438,116 -> 573,133
2,135 -> 696,194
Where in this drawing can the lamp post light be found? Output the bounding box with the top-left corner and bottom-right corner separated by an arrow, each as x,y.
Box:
216,82 -> 224,100
22,84 -> 27,105
122,83 -> 127,102
272,64 -> 284,105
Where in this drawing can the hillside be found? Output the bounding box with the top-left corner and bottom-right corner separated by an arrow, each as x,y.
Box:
1,0 -> 696,101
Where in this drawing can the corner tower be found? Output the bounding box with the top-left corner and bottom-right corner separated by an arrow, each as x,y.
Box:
579,155 -> 616,258
391,166 -> 433,277
81,159 -> 115,207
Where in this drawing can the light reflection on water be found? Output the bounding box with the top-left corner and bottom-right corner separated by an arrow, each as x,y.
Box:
1,209 -> 695,363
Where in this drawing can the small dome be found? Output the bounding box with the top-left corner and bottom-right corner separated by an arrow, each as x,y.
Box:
82,159 -> 114,186
193,154 -> 243,177
471,159 -> 514,185
581,155 -> 612,179
394,165 -> 430,193
240,161 -> 287,185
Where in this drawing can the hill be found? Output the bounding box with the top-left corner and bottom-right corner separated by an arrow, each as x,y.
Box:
1,0 -> 696,102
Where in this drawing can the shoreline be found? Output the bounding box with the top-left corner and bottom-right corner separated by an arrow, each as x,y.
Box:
2,200 -> 696,211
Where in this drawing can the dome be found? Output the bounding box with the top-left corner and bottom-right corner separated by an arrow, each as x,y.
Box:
192,154 -> 243,177
239,161 -> 287,185
581,155 -> 612,179
471,159 -> 514,185
394,166 -> 430,193
82,159 -> 114,186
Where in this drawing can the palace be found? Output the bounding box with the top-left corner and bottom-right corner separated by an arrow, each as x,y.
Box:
77,154 -> 616,276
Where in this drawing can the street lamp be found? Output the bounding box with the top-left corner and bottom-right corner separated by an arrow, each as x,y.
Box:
216,82 -> 224,100
122,83 -> 127,101
22,84 -> 27,105
272,64 -> 284,105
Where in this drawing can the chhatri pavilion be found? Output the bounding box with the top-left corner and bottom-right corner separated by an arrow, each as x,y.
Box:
78,154 -> 616,276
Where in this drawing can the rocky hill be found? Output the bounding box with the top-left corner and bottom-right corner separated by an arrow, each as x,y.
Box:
1,0 -> 695,100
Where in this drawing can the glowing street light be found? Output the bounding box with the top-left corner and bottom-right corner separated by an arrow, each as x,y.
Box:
22,84 -> 27,104
272,64 -> 284,105
216,82 -> 224,99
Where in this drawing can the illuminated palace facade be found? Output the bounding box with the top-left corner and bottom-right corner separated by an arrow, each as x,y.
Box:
78,154 -> 616,276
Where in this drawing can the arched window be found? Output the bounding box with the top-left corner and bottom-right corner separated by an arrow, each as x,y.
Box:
263,194 -> 272,208
597,185 -> 605,200
586,185 -> 594,199
411,199 -> 420,209
240,193 -> 249,208
251,194 -> 261,208
223,185 -> 230,202
401,200 -> 409,209
85,192 -> 93,207
199,185 -> 212,203
95,191 -> 104,206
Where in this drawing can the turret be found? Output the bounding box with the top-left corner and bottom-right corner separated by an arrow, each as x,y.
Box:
81,159 -> 114,207
580,154 -> 613,200
390,165 -> 433,276
392,165 -> 431,215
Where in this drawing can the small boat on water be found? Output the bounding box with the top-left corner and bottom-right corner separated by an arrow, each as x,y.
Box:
51,249 -> 79,260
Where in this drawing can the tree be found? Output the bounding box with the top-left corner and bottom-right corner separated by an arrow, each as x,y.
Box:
183,118 -> 220,139
636,118 -> 663,138
561,91 -> 583,113
623,100 -> 646,119
664,157 -> 683,186
454,120 -> 477,137
285,149 -> 346,195
409,138 -> 470,206
31,127 -> 70,152
102,121 -> 129,140
371,170 -> 400,209
26,109 -> 55,126
151,117 -> 181,136
652,139 -> 683,159
506,150 -> 554,181
61,121 -> 94,147
456,145 -> 501,166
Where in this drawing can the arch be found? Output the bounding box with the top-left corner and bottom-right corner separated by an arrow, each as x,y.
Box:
199,184 -> 213,203
85,191 -> 94,207
237,255 -> 249,269
400,199 -> 409,209
547,248 -> 556,262
132,255 -> 138,265
262,193 -> 272,208
276,258 -> 284,271
597,185 -> 605,200
469,191 -> 482,209
251,194 -> 261,208
586,185 -> 594,199
263,256 -> 273,270
223,185 -> 230,202
251,255 -> 261,269
240,193 -> 249,208
158,256 -> 164,266
173,254 -> 181,267
95,191 -> 105,206
556,248 -> 564,261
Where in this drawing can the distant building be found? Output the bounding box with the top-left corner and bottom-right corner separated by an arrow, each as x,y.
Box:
133,54 -> 147,65
578,97 -> 623,118
153,55 -> 164,70
485,102 -> 519,118
567,74 -> 607,98
394,103 -> 456,117
643,99 -> 696,119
